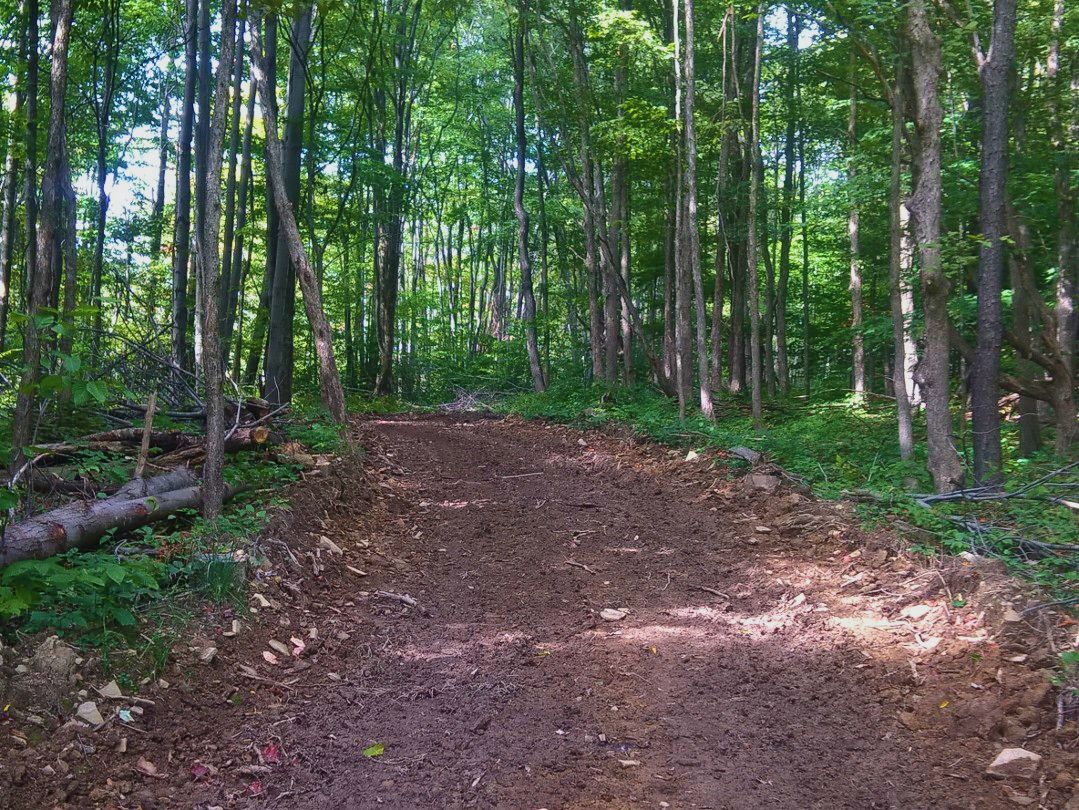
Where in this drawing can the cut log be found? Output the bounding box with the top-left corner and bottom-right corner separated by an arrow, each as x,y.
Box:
0,469 -> 245,566
16,426 -> 276,471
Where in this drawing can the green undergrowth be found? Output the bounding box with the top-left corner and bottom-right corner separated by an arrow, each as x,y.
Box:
0,431 -> 315,685
504,381 -> 1078,599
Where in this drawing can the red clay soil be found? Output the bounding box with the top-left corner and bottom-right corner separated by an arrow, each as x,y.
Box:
3,414 -> 1077,809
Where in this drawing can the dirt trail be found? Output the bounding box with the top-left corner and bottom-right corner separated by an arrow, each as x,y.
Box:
5,414 -> 1068,809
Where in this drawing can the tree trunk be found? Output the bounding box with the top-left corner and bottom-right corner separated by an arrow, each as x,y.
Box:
776,12 -> 797,395
171,0 -> 197,371
195,0 -> 238,517
219,6 -> 247,347
746,2 -> 764,426
0,469 -> 243,566
512,7 -> 544,392
223,80 -> 255,355
907,0 -> 963,492
970,0 -> 1018,485
683,0 -> 712,418
888,75 -> 915,461
149,85 -> 170,262
798,69 -> 810,396
23,0 -> 38,319
1047,0 -> 1075,455
0,94 -> 20,351
848,50 -> 865,398
264,5 -> 311,405
11,0 -> 73,473
250,11 -> 346,423
673,0 -> 689,416
89,0 -> 120,357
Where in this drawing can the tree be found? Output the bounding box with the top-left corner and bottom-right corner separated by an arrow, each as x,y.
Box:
194,0 -> 238,517
250,8 -> 346,423
907,0 -> 963,493
171,0 -> 197,370
746,2 -> 764,427
683,0 -> 712,418
11,0 -> 75,472
512,0 -> 544,393
969,0 -> 1018,486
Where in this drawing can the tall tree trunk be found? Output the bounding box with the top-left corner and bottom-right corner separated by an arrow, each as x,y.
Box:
683,0 -> 712,417
798,69 -> 810,396
171,0 -> 197,371
192,0 -> 211,368
970,0 -> 1018,485
242,13 -> 276,387
908,0 -> 963,492
746,1 -> 764,426
264,4 -> 312,405
1009,253 -> 1041,456
11,0 -> 73,473
219,7 -> 247,347
149,84 -> 170,262
513,3 -> 544,392
847,50 -> 865,398
673,0 -> 689,416
1047,0 -> 1075,454
195,0 -> 238,518
23,0 -> 38,315
775,12 -> 797,396
223,79 -> 255,356
888,74 -> 915,460
89,0 -> 120,357
250,10 -> 346,423
0,90 -> 20,351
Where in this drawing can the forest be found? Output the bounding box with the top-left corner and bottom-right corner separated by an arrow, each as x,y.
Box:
0,0 -> 1072,496
0,0 -> 1075,802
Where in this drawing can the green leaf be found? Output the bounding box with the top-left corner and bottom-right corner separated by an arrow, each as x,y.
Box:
362,742 -> 385,758
86,381 -> 108,404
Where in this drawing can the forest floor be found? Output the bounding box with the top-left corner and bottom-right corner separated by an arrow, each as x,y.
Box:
4,413 -> 1078,809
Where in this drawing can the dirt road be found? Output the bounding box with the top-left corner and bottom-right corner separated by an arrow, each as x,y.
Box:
8,415 -> 1064,808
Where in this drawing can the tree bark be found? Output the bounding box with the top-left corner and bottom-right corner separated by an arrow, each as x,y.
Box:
908,0 -> 963,492
194,0 -> 238,517
776,12 -> 797,395
265,5 -> 312,405
89,0 -> 121,356
0,92 -> 20,352
1047,0 -> 1075,455
746,2 -> 764,426
0,469 -> 245,566
223,80 -> 255,355
683,0 -> 712,418
970,0 -> 1018,485
219,6 -> 247,346
512,4 -> 545,393
11,0 -> 73,473
171,0 -> 197,371
149,85 -> 170,262
847,50 -> 865,398
23,0 -> 38,318
250,11 -> 347,423
888,74 -> 915,461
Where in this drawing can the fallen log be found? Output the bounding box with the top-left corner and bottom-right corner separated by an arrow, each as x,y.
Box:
15,425 -> 275,472
0,469 -> 245,566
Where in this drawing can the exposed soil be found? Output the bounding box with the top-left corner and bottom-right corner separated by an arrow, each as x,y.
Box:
3,414 -> 1077,808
